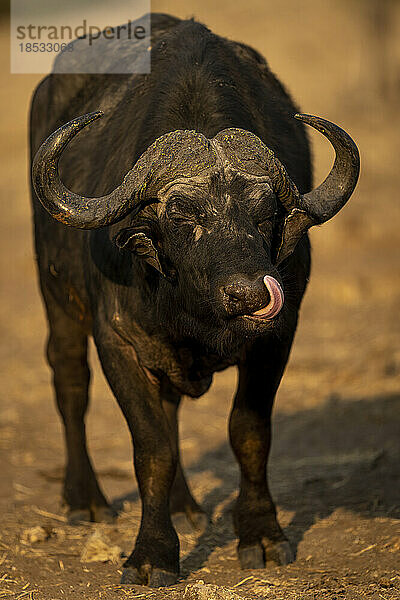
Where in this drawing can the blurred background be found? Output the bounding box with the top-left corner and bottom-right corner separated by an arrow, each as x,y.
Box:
1,1 -> 399,599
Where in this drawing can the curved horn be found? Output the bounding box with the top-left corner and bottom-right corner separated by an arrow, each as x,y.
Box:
32,112 -> 143,229
295,114 -> 360,223
32,114 -> 218,230
275,114 -> 360,264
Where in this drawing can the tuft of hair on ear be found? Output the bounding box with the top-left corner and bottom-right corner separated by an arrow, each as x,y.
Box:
113,229 -> 165,276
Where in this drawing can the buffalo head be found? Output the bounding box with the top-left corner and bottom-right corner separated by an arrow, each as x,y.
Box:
32,112 -> 359,350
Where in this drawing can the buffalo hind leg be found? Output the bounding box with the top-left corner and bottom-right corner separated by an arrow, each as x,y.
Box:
161,382 -> 208,534
229,335 -> 295,569
45,298 -> 114,524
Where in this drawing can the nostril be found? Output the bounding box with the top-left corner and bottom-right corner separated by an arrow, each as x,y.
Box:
218,275 -> 283,319
220,278 -> 271,316
223,285 -> 246,302
219,284 -> 247,316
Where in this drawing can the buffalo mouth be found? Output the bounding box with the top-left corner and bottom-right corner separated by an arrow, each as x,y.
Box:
242,275 -> 284,322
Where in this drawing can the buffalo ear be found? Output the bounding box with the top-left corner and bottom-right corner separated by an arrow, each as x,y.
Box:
275,208 -> 314,264
114,229 -> 165,276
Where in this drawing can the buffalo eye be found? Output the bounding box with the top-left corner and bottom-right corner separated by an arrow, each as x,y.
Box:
166,196 -> 202,224
113,229 -> 165,276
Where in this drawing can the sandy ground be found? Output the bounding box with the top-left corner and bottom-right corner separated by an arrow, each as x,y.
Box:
1,1 -> 399,599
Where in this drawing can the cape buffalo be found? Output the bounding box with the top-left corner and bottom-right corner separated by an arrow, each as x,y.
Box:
30,13 -> 359,587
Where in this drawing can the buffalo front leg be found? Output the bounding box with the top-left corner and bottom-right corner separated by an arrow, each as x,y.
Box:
94,327 -> 179,587
45,297 -> 113,524
229,334 -> 295,569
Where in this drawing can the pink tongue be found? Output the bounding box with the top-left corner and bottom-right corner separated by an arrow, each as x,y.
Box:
251,276 -> 284,319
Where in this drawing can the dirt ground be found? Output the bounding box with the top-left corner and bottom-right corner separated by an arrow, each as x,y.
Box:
1,1 -> 399,599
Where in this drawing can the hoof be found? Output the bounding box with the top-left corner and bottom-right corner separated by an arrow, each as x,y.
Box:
172,510 -> 209,535
68,505 -> 116,525
263,539 -> 295,566
92,505 -> 117,523
238,539 -> 295,569
238,544 -> 265,569
149,569 -> 178,587
121,566 -> 178,587
189,510 -> 209,534
120,567 -> 140,585
172,512 -> 194,535
67,509 -> 91,525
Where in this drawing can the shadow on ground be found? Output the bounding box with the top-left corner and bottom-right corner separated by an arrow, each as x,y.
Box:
113,392 -> 400,577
